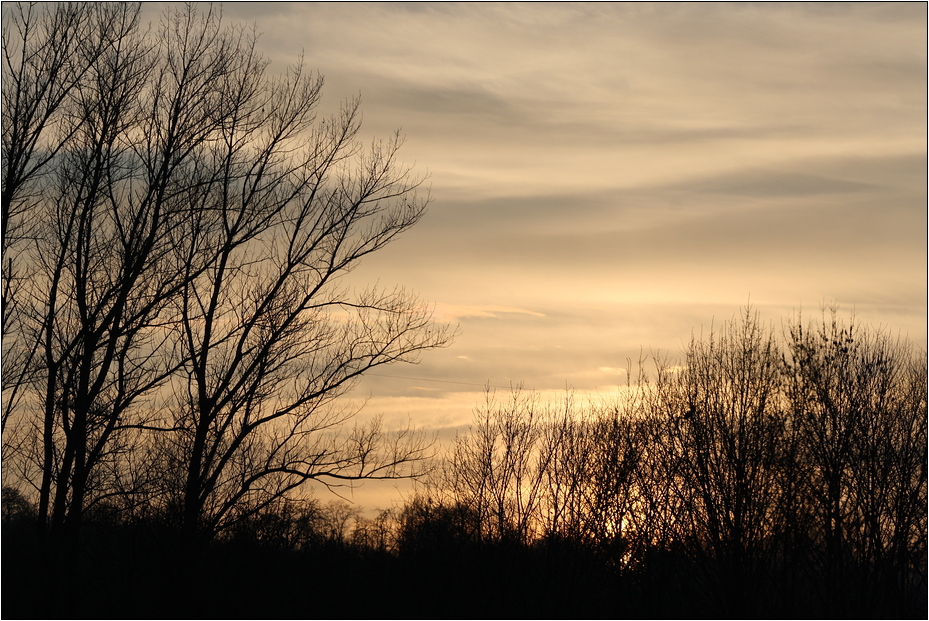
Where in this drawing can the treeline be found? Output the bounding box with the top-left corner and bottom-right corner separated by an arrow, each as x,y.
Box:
4,307 -> 926,618
415,307 -> 927,618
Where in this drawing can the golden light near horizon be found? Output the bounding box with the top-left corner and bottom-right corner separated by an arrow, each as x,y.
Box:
3,3 -> 925,617
19,1 -> 914,517
244,1 -> 924,513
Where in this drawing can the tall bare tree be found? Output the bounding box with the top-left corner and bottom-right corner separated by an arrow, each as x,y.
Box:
783,308 -> 928,615
3,2 -> 172,546
657,310 -> 790,615
1,2 -> 451,553
161,63 -> 451,540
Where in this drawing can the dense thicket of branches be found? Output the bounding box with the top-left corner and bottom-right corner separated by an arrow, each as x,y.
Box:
1,0 -> 451,565
419,307 -> 927,617
4,307 -> 924,618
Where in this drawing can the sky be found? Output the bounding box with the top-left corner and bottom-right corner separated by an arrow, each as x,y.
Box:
148,2 -> 927,509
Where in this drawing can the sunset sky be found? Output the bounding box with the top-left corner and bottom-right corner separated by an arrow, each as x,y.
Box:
149,3 -> 927,508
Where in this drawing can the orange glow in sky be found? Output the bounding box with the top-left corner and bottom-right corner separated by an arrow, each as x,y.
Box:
150,2 -> 928,510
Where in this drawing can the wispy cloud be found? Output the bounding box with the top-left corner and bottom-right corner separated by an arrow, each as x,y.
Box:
187,2 -> 927,439
432,303 -> 546,322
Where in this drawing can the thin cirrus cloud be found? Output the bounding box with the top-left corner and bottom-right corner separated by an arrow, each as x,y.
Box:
431,303 -> 546,322
192,3 -> 926,447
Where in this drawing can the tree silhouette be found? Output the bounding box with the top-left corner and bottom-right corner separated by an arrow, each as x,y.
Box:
649,309 -> 791,615
0,2 -> 451,558
783,307 -> 927,615
428,306 -> 926,617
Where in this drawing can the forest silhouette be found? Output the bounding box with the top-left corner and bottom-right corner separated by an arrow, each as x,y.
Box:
1,3 -> 926,619
4,306 -> 927,618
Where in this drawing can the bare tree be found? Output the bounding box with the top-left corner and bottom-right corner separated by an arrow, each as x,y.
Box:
154,22 -> 452,541
537,395 -> 640,552
352,506 -> 400,552
631,355 -> 691,565
656,309 -> 790,615
439,387 -> 644,550
3,2 -> 177,547
1,3 -> 116,447
1,3 -> 107,335
1,2 -> 451,554
440,387 -> 549,543
417,306 -> 924,616
783,307 -> 928,615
